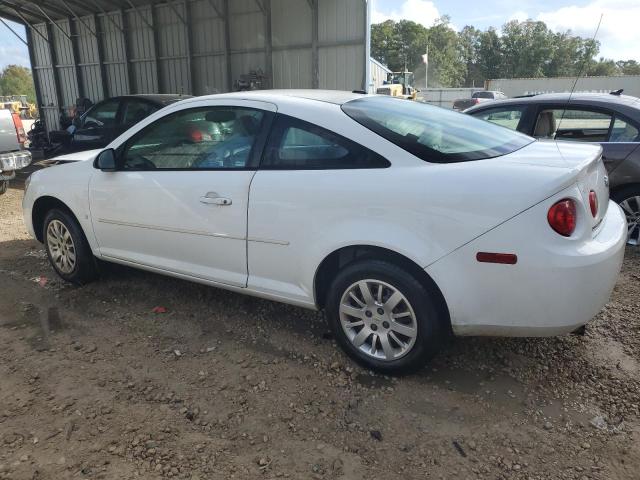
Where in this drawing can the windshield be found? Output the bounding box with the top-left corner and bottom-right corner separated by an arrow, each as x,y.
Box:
342,96 -> 533,163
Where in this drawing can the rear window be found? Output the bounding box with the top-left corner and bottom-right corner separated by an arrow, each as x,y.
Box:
342,96 -> 533,163
473,91 -> 494,99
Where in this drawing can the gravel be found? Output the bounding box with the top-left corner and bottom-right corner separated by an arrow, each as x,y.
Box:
1,186 -> 640,479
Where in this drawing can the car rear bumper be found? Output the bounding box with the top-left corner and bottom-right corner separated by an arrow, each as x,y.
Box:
426,199 -> 627,337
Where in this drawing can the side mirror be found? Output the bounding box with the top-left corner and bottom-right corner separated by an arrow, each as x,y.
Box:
94,148 -> 117,171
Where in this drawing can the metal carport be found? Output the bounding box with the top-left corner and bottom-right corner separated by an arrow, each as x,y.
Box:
0,0 -> 370,132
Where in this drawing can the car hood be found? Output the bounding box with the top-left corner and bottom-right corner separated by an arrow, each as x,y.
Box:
39,149 -> 102,165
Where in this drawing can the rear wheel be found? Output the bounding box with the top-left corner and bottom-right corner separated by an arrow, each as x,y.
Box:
43,208 -> 97,284
325,260 -> 447,374
612,186 -> 640,246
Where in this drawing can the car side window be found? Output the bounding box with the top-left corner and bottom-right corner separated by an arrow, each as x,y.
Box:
534,108 -> 613,142
472,106 -> 525,131
121,106 -> 266,170
610,117 -> 640,142
261,115 -> 390,169
83,99 -> 120,128
122,100 -> 159,126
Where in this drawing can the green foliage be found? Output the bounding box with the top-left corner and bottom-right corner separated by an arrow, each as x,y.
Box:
371,18 -> 638,88
0,65 -> 36,103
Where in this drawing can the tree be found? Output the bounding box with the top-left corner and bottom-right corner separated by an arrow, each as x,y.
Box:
477,28 -> 502,81
586,58 -> 620,76
617,60 -> 640,75
369,17 -> 632,88
0,65 -> 36,103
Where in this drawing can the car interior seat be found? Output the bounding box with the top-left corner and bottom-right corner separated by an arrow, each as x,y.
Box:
534,111 -> 557,138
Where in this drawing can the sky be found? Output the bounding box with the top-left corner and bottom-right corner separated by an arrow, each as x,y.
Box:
0,0 -> 638,71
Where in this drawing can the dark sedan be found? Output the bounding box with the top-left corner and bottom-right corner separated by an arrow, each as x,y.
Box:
68,94 -> 190,152
466,92 -> 640,245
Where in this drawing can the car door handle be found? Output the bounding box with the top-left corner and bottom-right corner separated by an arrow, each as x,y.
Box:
200,193 -> 232,206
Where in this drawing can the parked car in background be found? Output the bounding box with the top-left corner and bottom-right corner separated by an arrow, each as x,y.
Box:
0,109 -> 31,195
57,94 -> 190,154
452,90 -> 506,111
22,91 -> 626,373
466,92 -> 640,245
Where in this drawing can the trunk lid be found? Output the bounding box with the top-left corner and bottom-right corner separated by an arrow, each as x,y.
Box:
502,139 -> 608,232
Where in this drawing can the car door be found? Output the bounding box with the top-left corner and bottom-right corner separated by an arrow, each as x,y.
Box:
72,98 -> 123,151
89,100 -> 275,287
530,105 -> 639,172
119,98 -> 161,135
247,113 -> 390,303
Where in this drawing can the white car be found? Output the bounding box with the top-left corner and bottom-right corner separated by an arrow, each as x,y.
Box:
22,90 -> 627,373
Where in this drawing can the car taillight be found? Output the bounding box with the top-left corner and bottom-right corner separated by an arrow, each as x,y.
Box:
11,113 -> 27,145
589,190 -> 598,217
547,199 -> 577,237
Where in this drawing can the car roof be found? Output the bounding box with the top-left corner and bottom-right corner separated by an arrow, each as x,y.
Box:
121,94 -> 193,105
470,92 -> 640,108
190,89 -> 368,105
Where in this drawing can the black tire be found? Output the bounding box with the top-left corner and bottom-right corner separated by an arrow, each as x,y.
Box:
0,180 -> 7,195
325,259 -> 448,375
611,185 -> 640,245
43,208 -> 98,285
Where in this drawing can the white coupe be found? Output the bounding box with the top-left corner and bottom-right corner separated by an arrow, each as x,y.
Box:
22,91 -> 627,373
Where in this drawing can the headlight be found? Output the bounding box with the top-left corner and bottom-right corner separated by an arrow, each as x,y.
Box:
0,151 -> 32,171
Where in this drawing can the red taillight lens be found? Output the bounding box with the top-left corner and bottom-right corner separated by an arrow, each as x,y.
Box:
547,199 -> 577,237
11,113 -> 26,144
589,190 -> 598,217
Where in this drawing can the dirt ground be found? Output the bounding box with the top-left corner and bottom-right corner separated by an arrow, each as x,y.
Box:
1,184 -> 639,480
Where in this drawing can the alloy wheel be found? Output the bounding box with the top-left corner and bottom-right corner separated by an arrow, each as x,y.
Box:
619,196 -> 640,246
46,219 -> 77,274
339,279 -> 418,361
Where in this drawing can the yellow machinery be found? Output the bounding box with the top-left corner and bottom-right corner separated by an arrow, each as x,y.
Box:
0,95 -> 37,118
376,71 -> 417,100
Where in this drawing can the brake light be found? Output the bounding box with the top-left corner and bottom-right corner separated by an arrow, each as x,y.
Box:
589,190 -> 598,217
11,113 -> 27,145
547,199 -> 577,237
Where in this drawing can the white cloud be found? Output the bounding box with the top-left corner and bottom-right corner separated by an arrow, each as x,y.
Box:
536,0 -> 640,61
371,0 -> 441,29
508,11 -> 530,23
0,45 -> 30,70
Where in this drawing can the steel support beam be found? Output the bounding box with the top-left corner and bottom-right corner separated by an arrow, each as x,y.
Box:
120,8 -> 135,93
57,0 -> 96,37
25,26 -> 47,136
93,14 -> 109,98
149,4 -> 163,93
3,1 -> 50,25
311,0 -> 319,88
184,0 -> 195,94
205,0 -> 223,19
0,16 -> 27,45
223,0 -> 232,92
33,3 -> 72,41
46,21 -> 65,124
67,17 -> 85,98
87,0 -> 124,34
263,0 -> 271,89
125,0 -> 153,30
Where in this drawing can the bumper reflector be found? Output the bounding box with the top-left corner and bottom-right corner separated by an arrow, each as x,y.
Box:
476,252 -> 518,265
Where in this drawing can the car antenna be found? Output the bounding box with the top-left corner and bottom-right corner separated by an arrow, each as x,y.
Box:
558,14 -> 604,132
610,89 -> 623,96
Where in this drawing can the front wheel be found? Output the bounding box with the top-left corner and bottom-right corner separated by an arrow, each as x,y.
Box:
43,208 -> 98,284
612,186 -> 640,245
325,260 -> 448,374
